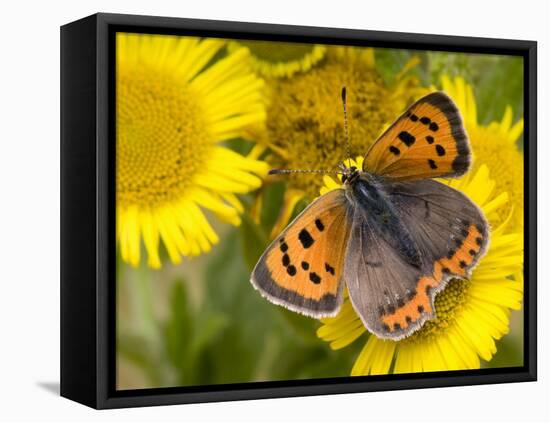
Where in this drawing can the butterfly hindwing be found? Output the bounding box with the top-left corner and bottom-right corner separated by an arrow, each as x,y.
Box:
251,189 -> 353,318
344,213 -> 426,340
362,92 -> 470,181
344,179 -> 489,340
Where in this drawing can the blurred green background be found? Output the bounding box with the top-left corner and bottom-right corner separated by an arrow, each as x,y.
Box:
116,47 -> 524,390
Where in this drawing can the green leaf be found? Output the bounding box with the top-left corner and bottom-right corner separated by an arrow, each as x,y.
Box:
426,53 -> 524,125
276,307 -> 323,345
375,49 -> 428,86
473,56 -> 524,124
164,280 -> 193,372
189,313 -> 229,357
259,181 -> 286,233
375,49 -> 413,85
224,137 -> 254,156
240,213 -> 269,270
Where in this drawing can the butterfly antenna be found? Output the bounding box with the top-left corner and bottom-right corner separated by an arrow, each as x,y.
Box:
269,169 -> 340,175
341,87 -> 352,168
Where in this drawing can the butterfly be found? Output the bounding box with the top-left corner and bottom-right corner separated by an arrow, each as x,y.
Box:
250,89 -> 489,341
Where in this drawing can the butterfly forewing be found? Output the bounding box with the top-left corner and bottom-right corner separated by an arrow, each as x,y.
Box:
363,92 -> 470,181
251,189 -> 353,318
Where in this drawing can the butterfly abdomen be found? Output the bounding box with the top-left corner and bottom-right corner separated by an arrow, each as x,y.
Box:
349,175 -> 422,269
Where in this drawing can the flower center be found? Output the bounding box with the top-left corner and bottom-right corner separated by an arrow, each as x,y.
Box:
267,61 -> 403,198
403,278 -> 471,344
237,40 -> 317,63
116,65 -> 212,208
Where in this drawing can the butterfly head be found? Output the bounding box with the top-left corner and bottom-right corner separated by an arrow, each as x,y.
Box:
339,162 -> 360,185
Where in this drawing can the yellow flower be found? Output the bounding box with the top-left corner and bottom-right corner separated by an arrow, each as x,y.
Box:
116,33 -> 268,268
228,40 -> 326,78
317,157 -> 523,374
441,76 -> 524,229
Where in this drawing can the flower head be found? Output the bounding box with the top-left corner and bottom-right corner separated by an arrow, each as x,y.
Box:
117,33 -> 268,268
441,76 -> 524,229
229,40 -> 326,78
317,157 -> 523,374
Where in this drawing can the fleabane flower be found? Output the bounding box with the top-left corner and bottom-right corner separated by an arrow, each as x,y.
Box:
117,33 -> 268,268
441,75 -> 524,229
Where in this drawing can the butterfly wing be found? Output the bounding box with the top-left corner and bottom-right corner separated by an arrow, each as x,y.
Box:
345,179 -> 489,340
362,92 -> 470,181
251,189 -> 353,318
344,214 -> 426,341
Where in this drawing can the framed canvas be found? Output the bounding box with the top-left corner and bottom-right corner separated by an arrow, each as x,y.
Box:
60,12 -> 537,409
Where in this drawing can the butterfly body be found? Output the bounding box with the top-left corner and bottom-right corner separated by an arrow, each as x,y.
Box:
251,92 -> 489,341
346,172 -> 423,269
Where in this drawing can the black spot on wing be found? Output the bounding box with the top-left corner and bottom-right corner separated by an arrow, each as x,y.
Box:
282,254 -> 290,267
435,144 -> 446,156
315,218 -> 325,232
309,272 -> 321,284
286,265 -> 296,276
325,263 -> 335,275
389,146 -> 400,156
298,228 -> 314,248
428,159 -> 438,169
301,261 -> 309,270
398,131 -> 416,147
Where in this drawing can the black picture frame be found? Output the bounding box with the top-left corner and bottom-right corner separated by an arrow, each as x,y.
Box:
60,12 -> 537,409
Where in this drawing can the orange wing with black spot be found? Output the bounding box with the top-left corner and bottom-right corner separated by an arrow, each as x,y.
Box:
344,179 -> 489,341
251,189 -> 353,318
362,92 -> 470,181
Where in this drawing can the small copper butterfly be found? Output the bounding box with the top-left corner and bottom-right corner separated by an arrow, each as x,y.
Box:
251,89 -> 489,340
